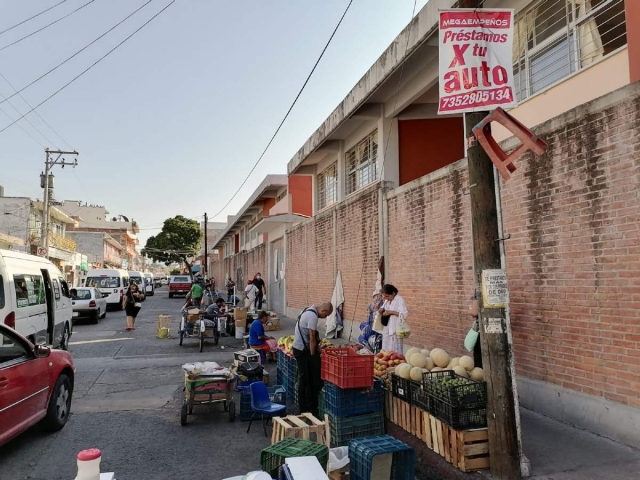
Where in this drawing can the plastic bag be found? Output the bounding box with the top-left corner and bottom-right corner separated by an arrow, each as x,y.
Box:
328,446 -> 350,472
396,314 -> 411,339
372,311 -> 384,334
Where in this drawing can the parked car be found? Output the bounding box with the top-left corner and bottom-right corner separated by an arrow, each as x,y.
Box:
169,275 -> 192,298
71,287 -> 107,324
84,268 -> 130,311
0,323 -> 74,447
160,278 -> 168,285
127,271 -> 147,301
144,273 -> 154,296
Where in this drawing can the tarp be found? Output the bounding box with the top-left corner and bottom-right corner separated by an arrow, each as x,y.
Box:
325,271 -> 344,339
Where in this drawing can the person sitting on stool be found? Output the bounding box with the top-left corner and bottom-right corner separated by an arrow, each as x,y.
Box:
248,311 -> 276,364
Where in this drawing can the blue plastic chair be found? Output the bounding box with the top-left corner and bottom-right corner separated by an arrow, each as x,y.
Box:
247,381 -> 286,436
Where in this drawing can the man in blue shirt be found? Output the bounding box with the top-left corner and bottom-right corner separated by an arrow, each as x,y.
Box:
249,311 -> 274,364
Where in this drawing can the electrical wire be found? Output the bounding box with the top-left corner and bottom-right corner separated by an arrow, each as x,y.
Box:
210,0 -> 354,220
0,0 -> 68,37
0,0 -> 98,53
0,102 -> 46,147
0,0 -> 155,110
0,0 -> 175,136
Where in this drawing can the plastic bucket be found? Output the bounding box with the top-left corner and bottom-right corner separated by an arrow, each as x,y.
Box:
235,326 -> 246,339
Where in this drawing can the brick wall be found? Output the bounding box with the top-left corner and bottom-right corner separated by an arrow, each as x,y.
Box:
286,185 -> 380,323
386,160 -> 474,357
210,243 -> 266,293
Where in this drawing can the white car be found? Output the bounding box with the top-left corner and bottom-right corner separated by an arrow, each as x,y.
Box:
71,287 -> 107,324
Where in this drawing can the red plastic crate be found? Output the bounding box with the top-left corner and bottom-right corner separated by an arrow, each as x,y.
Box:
321,347 -> 374,389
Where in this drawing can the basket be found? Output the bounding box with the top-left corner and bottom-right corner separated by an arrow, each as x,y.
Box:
321,348 -> 374,389
261,438 -> 329,478
324,379 -> 383,417
156,315 -> 172,338
410,383 -> 429,411
327,411 -> 385,447
348,435 -> 415,480
428,396 -> 487,430
390,374 -> 413,402
422,370 -> 487,406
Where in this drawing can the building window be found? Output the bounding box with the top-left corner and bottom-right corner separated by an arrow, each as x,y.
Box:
513,0 -> 627,102
317,162 -> 338,210
345,130 -> 378,196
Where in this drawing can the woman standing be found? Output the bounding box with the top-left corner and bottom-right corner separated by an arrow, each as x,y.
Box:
244,280 -> 258,309
123,282 -> 143,331
379,284 -> 408,354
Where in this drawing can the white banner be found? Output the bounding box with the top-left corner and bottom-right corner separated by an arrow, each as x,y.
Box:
438,9 -> 517,114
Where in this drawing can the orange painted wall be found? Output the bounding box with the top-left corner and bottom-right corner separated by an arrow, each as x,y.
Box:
625,0 -> 640,82
289,175 -> 313,217
262,198 -> 276,217
398,118 -> 464,186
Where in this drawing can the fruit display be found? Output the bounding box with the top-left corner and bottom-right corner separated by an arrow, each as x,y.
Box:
430,348 -> 450,368
277,335 -> 294,354
373,350 -> 405,377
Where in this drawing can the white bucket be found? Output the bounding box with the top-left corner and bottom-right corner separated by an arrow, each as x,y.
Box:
218,317 -> 226,333
235,326 -> 246,339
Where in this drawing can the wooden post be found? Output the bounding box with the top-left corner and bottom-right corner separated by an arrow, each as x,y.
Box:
460,1 -> 520,478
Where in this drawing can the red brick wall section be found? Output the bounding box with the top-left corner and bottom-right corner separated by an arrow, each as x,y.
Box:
210,243 -> 266,294
501,95 -> 640,408
286,187 -> 380,329
387,162 -> 474,358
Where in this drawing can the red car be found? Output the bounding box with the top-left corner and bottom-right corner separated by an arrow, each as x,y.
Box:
0,323 -> 74,446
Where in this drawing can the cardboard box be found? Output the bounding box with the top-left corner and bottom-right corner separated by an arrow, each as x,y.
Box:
264,317 -> 280,331
234,349 -> 259,366
234,307 -> 248,321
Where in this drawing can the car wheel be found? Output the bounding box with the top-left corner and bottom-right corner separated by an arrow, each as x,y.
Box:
101,308 -> 107,319
59,323 -> 70,351
169,293 -> 174,299
93,309 -> 100,324
42,374 -> 72,432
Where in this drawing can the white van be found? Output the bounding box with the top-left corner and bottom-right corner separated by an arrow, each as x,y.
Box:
0,249 -> 73,349
144,272 -> 154,296
127,271 -> 146,301
84,268 -> 129,310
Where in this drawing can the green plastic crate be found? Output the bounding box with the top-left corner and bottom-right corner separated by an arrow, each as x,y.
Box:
261,438 -> 329,478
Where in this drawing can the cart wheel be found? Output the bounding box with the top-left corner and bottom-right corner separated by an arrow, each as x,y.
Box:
180,403 -> 188,426
179,330 -> 184,346
188,406 -> 193,415
199,332 -> 204,352
228,400 -> 236,421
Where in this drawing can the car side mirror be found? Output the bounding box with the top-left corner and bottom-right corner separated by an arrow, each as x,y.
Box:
34,344 -> 51,358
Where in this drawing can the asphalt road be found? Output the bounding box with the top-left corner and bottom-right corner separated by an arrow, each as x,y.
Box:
0,288 -> 272,480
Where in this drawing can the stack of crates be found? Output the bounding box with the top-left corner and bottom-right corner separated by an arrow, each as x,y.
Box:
320,347 -> 383,447
349,435 -> 415,480
261,438 -> 329,479
277,348 -> 298,407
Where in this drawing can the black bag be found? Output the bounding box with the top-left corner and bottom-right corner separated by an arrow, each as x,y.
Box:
237,362 -> 263,379
381,315 -> 391,327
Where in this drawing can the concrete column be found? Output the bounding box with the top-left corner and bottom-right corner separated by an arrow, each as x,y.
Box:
625,0 -> 640,82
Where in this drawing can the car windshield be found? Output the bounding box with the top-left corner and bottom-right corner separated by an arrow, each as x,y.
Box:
86,276 -> 120,288
72,289 -> 92,300
130,276 -> 143,285
172,276 -> 190,283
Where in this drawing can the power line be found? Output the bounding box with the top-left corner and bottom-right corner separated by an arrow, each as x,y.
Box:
0,0 -> 155,110
0,0 -> 176,136
210,0 -> 354,220
0,0 -> 68,37
0,104 -> 45,147
0,0 -> 98,53
0,89 -> 56,146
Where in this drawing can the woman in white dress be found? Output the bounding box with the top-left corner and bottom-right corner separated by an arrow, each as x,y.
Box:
244,280 -> 258,309
379,284 -> 408,354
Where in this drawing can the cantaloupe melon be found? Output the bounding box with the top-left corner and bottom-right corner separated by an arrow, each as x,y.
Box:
459,356 -> 475,371
453,365 -> 469,378
410,367 -> 423,381
409,352 -> 428,368
469,367 -> 484,381
430,366 -> 444,372
430,348 -> 450,368
396,363 -> 412,379
421,349 -> 431,357
448,357 -> 460,369
424,357 -> 435,371
405,347 -> 421,360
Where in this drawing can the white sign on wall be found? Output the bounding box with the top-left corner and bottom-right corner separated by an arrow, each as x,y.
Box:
481,269 -> 509,308
438,9 -> 517,114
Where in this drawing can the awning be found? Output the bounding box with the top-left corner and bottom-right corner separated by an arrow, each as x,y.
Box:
250,214 -> 308,234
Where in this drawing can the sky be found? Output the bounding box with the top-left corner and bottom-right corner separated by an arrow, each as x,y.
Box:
0,0 -> 429,247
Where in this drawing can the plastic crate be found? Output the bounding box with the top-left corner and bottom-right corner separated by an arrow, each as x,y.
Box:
410,383 -> 429,411
321,348 -> 374,389
348,435 -> 415,480
422,370 -> 487,406
239,385 -> 286,421
390,374 -> 412,402
323,378 -> 383,417
428,396 -> 487,430
318,389 -> 326,419
327,411 -> 385,447
261,438 -> 329,478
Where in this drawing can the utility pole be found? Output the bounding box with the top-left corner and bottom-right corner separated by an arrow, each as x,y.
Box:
460,0 -> 520,478
41,149 -> 78,258
203,212 -> 208,278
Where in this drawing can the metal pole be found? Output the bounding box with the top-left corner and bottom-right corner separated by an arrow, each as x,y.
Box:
204,212 -> 208,278
42,150 -> 50,257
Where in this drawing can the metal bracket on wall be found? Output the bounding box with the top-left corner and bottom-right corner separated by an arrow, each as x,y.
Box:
462,183 -> 477,196
494,233 -> 511,243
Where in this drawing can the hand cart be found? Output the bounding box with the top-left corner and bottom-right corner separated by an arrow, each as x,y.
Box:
179,307 -> 219,352
181,372 -> 236,425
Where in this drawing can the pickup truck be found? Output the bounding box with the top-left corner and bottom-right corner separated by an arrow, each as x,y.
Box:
169,275 -> 192,298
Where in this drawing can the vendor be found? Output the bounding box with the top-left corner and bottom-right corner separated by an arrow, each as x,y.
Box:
379,284 -> 408,354
214,297 -> 226,313
248,311 -> 276,364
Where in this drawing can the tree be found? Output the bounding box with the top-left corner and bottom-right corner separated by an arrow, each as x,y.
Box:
142,216 -> 202,276
170,268 -> 181,275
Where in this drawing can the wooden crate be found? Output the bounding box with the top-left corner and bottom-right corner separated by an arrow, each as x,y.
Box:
271,413 -> 328,446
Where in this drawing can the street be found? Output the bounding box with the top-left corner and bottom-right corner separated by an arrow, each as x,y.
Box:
0,287 -> 271,480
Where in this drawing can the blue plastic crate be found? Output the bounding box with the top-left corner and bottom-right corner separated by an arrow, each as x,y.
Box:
327,411 -> 385,447
349,435 -> 415,480
238,385 -> 286,421
324,379 -> 383,416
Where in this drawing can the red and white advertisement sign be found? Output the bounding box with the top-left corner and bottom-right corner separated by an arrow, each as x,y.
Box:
438,9 -> 516,114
